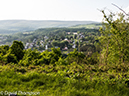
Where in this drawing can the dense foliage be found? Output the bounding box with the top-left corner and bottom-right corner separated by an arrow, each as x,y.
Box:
0,11 -> 129,96
99,11 -> 129,65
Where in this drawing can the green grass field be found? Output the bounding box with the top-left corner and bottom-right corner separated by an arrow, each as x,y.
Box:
0,62 -> 129,96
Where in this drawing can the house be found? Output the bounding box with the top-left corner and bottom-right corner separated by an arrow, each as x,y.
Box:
44,36 -> 49,40
55,46 -> 58,48
80,35 -> 85,38
64,38 -> 71,43
41,43 -> 44,46
40,40 -> 44,46
25,43 -> 29,49
33,38 -> 37,43
63,46 -> 68,50
67,32 -> 71,34
72,44 -> 76,48
35,44 -> 39,47
40,40 -> 44,42
28,43 -> 34,49
64,38 -> 68,41
73,32 -> 77,35
40,50 -> 45,52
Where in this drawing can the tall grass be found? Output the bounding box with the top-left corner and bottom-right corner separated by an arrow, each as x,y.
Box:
0,63 -> 129,96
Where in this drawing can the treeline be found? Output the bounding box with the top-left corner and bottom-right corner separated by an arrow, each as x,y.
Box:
1,12 -> 129,67
0,40 -> 97,66
2,28 -> 100,45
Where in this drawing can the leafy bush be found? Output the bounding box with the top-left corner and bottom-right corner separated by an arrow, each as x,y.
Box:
3,53 -> 18,63
66,49 -> 85,64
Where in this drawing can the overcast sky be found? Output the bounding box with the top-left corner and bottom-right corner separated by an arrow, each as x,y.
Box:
0,0 -> 129,22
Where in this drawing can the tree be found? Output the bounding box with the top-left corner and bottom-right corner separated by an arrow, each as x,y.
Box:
99,11 -> 129,64
19,49 -> 40,66
9,40 -> 24,61
0,45 -> 9,55
66,49 -> 85,64
74,34 -> 77,39
39,47 -> 62,65
52,41 -> 59,47
3,53 -> 18,63
1,41 -> 24,63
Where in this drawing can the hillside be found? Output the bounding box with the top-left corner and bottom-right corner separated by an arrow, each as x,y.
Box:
0,20 -> 98,34
1,10 -> 129,96
70,23 -> 102,29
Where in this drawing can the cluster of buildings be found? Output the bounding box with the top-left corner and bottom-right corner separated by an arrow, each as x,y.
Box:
24,36 -> 49,50
24,32 -> 86,51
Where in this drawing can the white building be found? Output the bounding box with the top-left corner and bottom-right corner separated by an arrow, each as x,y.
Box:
40,40 -> 44,46
25,43 -> 29,49
28,43 -> 34,49
72,44 -> 76,48
44,36 -> 49,40
64,38 -> 68,41
33,38 -> 37,43
45,44 -> 48,50
73,32 -> 78,35
64,46 -> 68,50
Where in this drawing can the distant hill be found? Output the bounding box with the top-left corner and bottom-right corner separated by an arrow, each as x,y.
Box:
0,20 -> 98,34
70,23 -> 102,29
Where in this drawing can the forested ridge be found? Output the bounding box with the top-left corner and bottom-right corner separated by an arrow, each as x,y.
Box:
0,12 -> 129,96
0,20 -> 97,35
